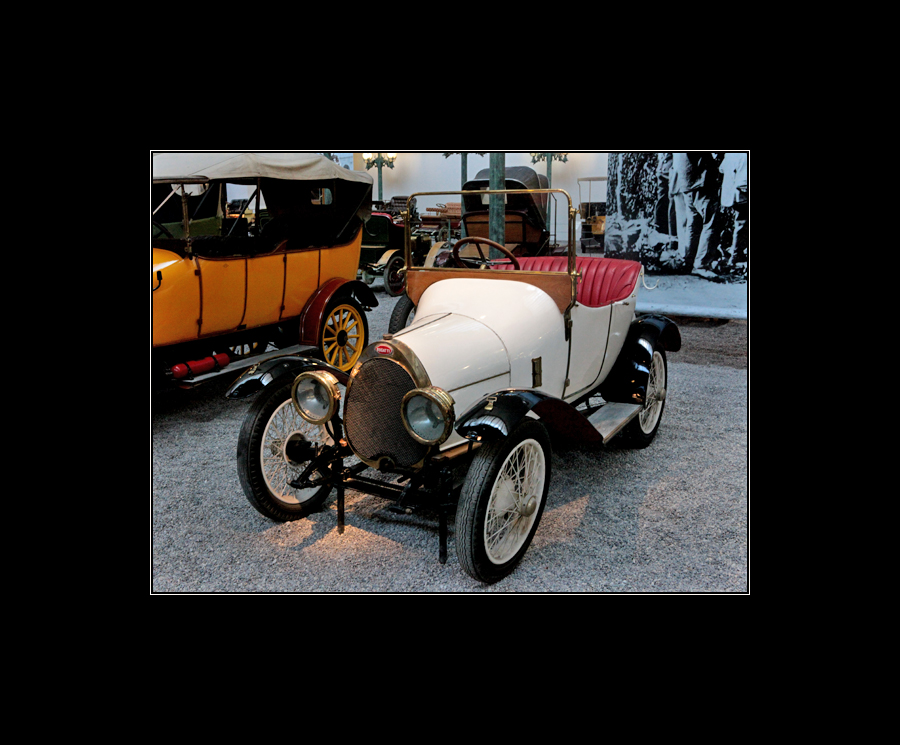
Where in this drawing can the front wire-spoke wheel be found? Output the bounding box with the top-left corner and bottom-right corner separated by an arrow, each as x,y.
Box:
237,377 -> 334,521
321,298 -> 368,372
457,420 -> 551,583
484,438 -> 546,563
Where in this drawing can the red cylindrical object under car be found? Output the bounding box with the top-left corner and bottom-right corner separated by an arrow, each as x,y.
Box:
171,353 -> 231,380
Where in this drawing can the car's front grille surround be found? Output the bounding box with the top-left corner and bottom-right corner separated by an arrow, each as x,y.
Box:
344,357 -> 429,468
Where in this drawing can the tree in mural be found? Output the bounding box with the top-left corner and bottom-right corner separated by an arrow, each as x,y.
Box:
605,152 -> 747,282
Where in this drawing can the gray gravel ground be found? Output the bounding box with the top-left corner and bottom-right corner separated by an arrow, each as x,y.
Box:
151,277 -> 749,594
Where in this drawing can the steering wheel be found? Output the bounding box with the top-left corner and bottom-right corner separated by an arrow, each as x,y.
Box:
450,237 -> 521,270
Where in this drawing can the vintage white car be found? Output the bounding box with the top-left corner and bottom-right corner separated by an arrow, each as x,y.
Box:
227,186 -> 681,583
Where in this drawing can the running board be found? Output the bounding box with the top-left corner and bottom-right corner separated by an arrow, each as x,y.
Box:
586,402 -> 642,443
176,344 -> 310,387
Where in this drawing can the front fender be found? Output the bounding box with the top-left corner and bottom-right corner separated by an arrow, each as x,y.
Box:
456,389 -> 602,445
225,355 -> 349,399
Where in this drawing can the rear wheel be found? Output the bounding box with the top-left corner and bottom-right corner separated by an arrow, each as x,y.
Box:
320,297 -> 368,371
456,420 -> 551,583
237,377 -> 334,521
622,348 -> 667,447
383,253 -> 406,297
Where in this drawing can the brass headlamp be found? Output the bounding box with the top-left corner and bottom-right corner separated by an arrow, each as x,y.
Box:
291,370 -> 341,425
401,386 -> 455,446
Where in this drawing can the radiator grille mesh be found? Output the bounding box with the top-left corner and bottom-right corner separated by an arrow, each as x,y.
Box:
344,358 -> 428,468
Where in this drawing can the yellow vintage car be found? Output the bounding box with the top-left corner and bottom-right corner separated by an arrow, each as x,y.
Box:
152,153 -> 377,386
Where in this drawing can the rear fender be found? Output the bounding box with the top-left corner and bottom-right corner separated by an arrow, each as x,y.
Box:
299,278 -> 379,346
456,389 -> 602,445
367,248 -> 400,271
600,314 -> 680,405
225,355 -> 349,399
634,313 -> 682,353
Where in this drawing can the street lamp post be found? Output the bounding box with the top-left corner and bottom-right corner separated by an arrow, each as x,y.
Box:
530,152 -> 568,188
363,153 -> 397,201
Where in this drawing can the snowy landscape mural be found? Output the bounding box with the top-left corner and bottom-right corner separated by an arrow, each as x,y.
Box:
604,152 -> 748,282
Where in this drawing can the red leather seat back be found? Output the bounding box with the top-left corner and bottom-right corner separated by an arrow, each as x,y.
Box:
492,256 -> 641,308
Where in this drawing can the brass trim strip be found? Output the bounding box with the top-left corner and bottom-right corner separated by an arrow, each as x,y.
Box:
447,372 -> 507,394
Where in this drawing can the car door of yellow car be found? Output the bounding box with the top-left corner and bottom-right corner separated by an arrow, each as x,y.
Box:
196,246 -> 320,338
243,252 -> 286,329
280,248 -> 320,321
195,255 -> 247,337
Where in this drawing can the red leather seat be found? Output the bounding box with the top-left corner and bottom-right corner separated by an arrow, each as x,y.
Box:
492,256 -> 641,308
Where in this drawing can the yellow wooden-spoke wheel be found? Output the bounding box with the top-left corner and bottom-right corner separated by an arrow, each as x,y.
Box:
320,299 -> 367,371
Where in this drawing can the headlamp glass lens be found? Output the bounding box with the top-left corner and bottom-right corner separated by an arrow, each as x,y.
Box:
405,394 -> 445,443
293,376 -> 332,422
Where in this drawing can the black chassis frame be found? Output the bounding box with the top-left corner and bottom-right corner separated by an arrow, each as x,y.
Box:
225,313 -> 680,564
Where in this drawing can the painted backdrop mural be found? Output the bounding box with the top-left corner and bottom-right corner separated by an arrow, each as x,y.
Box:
604,152 -> 748,282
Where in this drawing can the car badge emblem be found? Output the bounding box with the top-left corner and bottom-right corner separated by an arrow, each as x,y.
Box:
375,344 -> 392,356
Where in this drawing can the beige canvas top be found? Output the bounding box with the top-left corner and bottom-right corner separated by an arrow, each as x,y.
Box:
152,152 -> 372,186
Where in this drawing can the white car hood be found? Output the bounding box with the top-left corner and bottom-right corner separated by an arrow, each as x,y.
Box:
391,277 -> 568,402
392,312 -> 509,396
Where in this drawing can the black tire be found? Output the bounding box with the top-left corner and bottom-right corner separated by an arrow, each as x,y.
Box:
621,347 -> 668,448
237,376 -> 333,521
388,294 -> 416,334
456,419 -> 552,583
320,295 -> 368,371
383,252 -> 406,297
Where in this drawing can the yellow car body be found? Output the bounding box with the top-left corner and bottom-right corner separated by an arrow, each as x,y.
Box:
152,153 -> 376,385
151,232 -> 360,347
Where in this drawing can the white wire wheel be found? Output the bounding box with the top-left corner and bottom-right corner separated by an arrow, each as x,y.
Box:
483,438 -> 547,564
621,346 -> 668,448
456,419 -> 551,583
237,378 -> 334,521
638,349 -> 667,435
259,397 -> 331,506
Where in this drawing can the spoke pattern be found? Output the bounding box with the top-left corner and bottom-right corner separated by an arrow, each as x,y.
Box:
484,439 -> 545,564
639,351 -> 665,433
322,305 -> 363,370
261,400 -> 326,505
228,341 -> 267,359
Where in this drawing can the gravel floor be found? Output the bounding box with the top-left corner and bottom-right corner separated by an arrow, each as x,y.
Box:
151,278 -> 749,594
